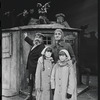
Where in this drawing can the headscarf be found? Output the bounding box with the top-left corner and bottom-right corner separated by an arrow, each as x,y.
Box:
57,49 -> 71,67
59,49 -> 71,60
54,29 -> 64,41
53,29 -> 65,45
41,46 -> 53,71
41,46 -> 52,55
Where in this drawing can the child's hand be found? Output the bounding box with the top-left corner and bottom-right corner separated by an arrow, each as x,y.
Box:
26,78 -> 29,83
36,88 -> 41,92
72,58 -> 76,64
66,93 -> 72,99
51,89 -> 55,95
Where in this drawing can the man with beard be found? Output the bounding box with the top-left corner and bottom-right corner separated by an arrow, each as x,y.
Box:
24,32 -> 45,100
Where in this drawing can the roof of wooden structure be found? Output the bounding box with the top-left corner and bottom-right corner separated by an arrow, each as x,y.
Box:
2,23 -> 81,32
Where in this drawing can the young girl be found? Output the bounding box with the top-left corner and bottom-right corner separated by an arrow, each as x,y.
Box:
35,46 -> 54,100
51,49 -> 76,100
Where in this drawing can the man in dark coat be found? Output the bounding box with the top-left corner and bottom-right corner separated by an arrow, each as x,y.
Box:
24,32 -> 45,100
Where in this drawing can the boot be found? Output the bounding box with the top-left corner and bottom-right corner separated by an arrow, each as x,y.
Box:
24,86 -> 32,100
24,95 -> 30,100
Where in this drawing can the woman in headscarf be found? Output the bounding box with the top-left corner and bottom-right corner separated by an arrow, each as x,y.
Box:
51,29 -> 76,64
51,49 -> 77,100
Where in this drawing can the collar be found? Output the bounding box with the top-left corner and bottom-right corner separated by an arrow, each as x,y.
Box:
45,57 -> 53,60
44,56 -> 54,63
31,43 -> 43,50
57,59 -> 71,67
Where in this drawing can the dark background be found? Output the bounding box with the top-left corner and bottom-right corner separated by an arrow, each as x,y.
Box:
1,0 -> 98,75
1,0 -> 98,31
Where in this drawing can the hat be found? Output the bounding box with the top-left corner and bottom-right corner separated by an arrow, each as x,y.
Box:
55,13 -> 65,18
59,49 -> 71,60
35,32 -> 45,38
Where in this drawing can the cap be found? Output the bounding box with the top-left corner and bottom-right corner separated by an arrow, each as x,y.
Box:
35,32 -> 45,38
55,13 -> 65,18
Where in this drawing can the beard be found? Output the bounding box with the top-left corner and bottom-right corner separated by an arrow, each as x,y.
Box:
33,38 -> 42,45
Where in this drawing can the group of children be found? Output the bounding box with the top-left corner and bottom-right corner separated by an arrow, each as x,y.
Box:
35,46 -> 76,100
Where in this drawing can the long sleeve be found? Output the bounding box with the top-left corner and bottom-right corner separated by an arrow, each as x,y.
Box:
67,63 -> 75,94
51,64 -> 56,89
24,36 -> 34,46
35,58 -> 42,89
67,43 -> 75,60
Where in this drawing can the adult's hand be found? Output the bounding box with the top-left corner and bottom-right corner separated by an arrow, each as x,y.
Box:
24,32 -> 28,38
26,70 -> 29,82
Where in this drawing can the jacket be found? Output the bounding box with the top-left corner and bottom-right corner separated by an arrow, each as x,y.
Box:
35,56 -> 54,100
25,36 -> 45,73
51,60 -> 76,100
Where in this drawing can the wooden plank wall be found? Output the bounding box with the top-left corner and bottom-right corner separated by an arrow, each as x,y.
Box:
2,31 -> 21,96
